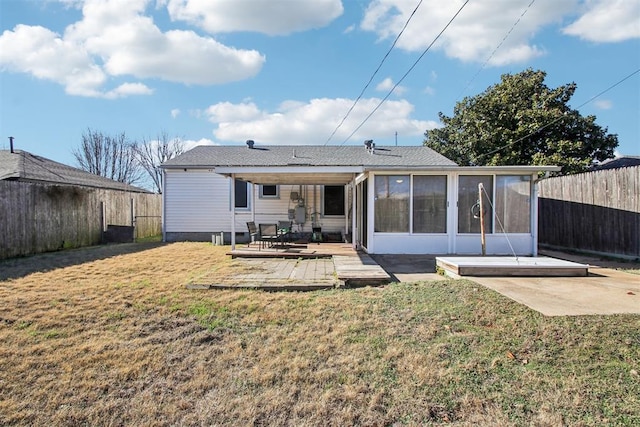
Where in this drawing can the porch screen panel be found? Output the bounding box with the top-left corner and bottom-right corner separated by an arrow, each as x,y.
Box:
458,175 -> 493,234
374,175 -> 409,232
495,175 -> 530,233
413,175 -> 447,233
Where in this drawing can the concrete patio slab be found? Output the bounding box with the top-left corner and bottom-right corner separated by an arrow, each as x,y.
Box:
471,268 -> 639,316
372,252 -> 639,316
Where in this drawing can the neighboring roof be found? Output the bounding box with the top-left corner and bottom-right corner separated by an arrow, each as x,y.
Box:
162,145 -> 458,168
0,150 -> 150,193
591,156 -> 640,171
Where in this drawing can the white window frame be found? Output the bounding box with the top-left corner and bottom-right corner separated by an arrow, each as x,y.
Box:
259,184 -> 279,199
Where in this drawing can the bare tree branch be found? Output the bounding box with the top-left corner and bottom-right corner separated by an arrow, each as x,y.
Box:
72,128 -> 143,185
135,131 -> 185,193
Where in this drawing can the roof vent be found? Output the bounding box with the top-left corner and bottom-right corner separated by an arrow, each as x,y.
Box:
246,140 -> 255,149
364,139 -> 375,154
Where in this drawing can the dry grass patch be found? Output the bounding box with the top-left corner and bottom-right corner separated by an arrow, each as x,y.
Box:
0,242 -> 638,426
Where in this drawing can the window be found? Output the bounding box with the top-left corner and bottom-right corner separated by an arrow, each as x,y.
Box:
495,175 -> 530,233
413,175 -> 447,233
260,184 -> 279,199
458,175 -> 493,234
323,185 -> 345,216
374,175 -> 409,232
234,179 -> 249,209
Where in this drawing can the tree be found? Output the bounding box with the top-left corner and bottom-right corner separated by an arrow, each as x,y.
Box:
424,69 -> 618,175
134,132 -> 185,193
73,128 -> 143,184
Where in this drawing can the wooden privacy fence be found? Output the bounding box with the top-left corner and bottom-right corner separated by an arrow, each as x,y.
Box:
538,166 -> 640,258
0,181 -> 161,259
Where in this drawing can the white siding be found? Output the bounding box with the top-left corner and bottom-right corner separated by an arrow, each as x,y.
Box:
165,170 -> 229,232
165,175 -> 349,234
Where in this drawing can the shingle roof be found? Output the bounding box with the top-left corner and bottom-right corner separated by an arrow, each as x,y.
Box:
591,156 -> 640,171
161,145 -> 458,168
0,150 -> 151,193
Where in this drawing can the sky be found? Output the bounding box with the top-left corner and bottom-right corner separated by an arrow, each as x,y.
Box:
1,0 -> 639,171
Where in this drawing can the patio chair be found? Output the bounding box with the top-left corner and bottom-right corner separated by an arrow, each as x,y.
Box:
278,220 -> 292,242
311,226 -> 322,244
246,221 -> 258,247
258,223 -> 279,249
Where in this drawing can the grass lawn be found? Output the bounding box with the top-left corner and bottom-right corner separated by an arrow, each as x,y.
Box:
1,242 -> 638,426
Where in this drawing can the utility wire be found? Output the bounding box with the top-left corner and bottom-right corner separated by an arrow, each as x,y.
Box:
475,68 -> 640,162
324,0 -> 424,146
456,0 -> 536,101
340,0 -> 471,146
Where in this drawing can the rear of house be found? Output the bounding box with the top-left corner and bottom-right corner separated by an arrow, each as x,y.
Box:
161,143 -> 558,255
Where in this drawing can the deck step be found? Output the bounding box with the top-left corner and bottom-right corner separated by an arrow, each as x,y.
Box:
333,254 -> 392,287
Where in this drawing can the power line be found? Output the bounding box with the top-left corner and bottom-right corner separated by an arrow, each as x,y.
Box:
324,0 -> 424,146
340,0 -> 471,146
475,68 -> 640,163
456,0 -> 536,101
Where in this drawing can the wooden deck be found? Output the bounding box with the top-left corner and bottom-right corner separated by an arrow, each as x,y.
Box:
223,242 -> 392,288
228,242 -> 359,259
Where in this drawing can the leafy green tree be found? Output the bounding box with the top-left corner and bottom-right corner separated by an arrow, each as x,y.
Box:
424,69 -> 618,175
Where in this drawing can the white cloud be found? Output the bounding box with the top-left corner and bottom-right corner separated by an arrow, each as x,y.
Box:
0,0 -> 265,97
360,0 -> 576,65
593,99 -> 613,110
423,86 -> 435,96
0,24 -> 106,97
563,0 -> 640,42
104,82 -> 154,99
171,109 -> 181,118
376,77 -> 407,95
183,138 -> 218,151
164,0 -> 343,35
204,97 -> 439,144
206,102 -> 265,123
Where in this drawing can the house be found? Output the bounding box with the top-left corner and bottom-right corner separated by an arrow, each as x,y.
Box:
0,149 -> 160,258
590,155 -> 640,171
160,142 -> 560,255
0,149 -> 149,192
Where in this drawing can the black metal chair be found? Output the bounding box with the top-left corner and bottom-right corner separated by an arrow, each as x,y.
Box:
246,221 -> 258,247
258,223 -> 279,249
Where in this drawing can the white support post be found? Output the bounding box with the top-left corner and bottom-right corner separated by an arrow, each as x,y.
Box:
161,169 -> 166,242
251,183 -> 256,223
479,183 -> 486,256
532,176 -> 539,257
351,178 -> 356,249
344,183 -> 348,242
230,174 -> 236,250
